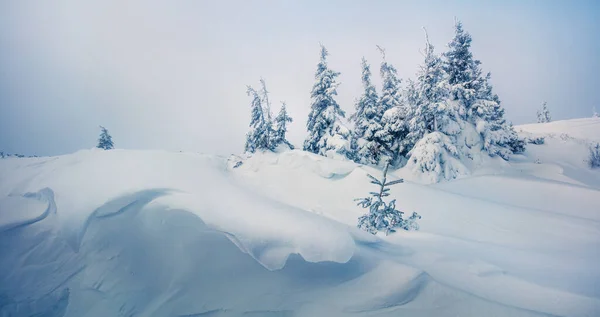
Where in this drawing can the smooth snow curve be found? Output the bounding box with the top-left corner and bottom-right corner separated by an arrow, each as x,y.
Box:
1,118 -> 600,316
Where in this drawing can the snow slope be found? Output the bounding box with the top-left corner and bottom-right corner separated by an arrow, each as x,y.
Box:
1,118 -> 599,317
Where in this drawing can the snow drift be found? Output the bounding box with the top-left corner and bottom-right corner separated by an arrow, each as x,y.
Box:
1,118 -> 600,316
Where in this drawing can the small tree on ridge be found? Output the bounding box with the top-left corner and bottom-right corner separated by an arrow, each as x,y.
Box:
97,126 -> 114,150
356,163 -> 421,235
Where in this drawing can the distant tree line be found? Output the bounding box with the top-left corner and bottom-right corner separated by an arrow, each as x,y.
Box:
0,152 -> 38,159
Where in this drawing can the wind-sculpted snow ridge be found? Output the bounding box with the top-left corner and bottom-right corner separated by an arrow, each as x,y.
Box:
0,188 -> 355,316
155,190 -> 356,271
0,187 -> 56,233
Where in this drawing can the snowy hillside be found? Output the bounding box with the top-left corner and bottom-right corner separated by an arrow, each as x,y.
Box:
1,118 -> 600,317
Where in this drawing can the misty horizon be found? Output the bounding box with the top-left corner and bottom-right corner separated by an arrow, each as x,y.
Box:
1,0 -> 599,157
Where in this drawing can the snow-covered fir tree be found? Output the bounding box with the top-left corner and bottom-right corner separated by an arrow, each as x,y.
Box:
403,78 -> 420,111
376,46 -> 403,118
537,102 -> 551,123
404,29 -> 465,181
442,20 -> 483,120
259,78 -> 274,128
375,46 -> 409,166
356,163 -> 420,235
351,57 -> 387,165
407,131 -> 468,183
97,126 -> 114,150
244,86 -> 273,153
508,122 -> 527,154
406,21 -> 520,181
272,102 -> 294,150
592,107 -> 598,118
303,44 -> 352,159
443,20 -> 518,160
406,29 -> 452,153
470,73 -> 520,159
379,107 -> 409,167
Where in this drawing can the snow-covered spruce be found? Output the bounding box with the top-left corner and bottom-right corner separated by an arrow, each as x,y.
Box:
244,86 -> 273,153
443,20 -> 519,160
259,78 -> 273,124
245,79 -> 293,153
272,102 -> 294,150
405,29 -> 451,159
375,46 -> 409,166
471,73 -> 520,159
537,101 -> 552,123
443,20 -> 481,121
97,126 -> 114,150
379,105 -> 410,167
406,131 -> 469,183
351,57 -> 388,165
303,44 -> 352,159
377,46 -> 403,116
356,163 -> 420,235
589,142 -> 600,169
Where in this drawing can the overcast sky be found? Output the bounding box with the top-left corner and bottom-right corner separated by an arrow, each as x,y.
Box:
1,0 -> 599,156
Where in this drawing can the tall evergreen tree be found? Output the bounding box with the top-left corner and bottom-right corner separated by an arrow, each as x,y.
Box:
405,28 -> 465,182
351,57 -> 386,165
443,20 -> 483,120
303,44 -> 351,158
407,29 -> 453,151
244,86 -> 272,153
272,102 -> 294,150
97,126 -> 114,150
375,46 -> 409,166
377,46 -> 402,115
471,73 -> 519,159
443,20 -> 519,160
259,78 -> 274,126
537,102 -> 551,123
259,78 -> 276,149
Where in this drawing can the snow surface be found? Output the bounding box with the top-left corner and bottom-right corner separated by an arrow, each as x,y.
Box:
1,118 -> 600,316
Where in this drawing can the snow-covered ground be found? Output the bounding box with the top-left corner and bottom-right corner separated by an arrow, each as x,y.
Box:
1,118 -> 599,317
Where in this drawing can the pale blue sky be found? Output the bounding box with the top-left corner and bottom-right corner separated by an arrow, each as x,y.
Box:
1,0 -> 599,156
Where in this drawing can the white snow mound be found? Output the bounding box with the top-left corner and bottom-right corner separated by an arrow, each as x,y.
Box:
1,118 -> 600,316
